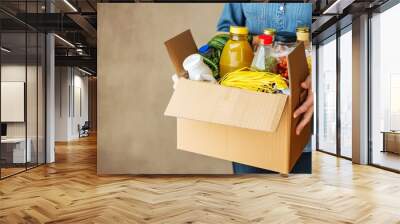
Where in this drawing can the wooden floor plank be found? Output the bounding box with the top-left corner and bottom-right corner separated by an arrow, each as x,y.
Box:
0,134 -> 400,223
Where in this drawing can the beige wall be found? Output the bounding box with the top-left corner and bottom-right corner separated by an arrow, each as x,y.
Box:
97,3 -> 233,174
54,67 -> 89,141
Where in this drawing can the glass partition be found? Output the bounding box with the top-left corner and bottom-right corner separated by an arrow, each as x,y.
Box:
0,31 -> 28,177
370,3 -> 400,171
27,31 -> 38,169
317,35 -> 337,155
0,2 -> 46,179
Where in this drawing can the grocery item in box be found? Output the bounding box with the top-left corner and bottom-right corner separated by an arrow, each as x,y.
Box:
296,26 -> 312,74
274,31 -> 297,79
219,26 -> 254,77
220,67 -> 287,93
182,54 -> 216,83
251,34 -> 276,73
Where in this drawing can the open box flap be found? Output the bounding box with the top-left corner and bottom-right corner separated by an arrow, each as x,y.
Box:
287,43 -> 313,170
164,30 -> 198,76
165,79 -> 288,132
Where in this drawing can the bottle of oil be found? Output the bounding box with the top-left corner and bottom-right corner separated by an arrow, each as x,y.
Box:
219,26 -> 254,78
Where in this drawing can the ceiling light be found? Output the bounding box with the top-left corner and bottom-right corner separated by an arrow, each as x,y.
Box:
1,47 -> 11,53
54,34 -> 75,48
323,0 -> 355,15
63,0 -> 78,12
76,48 -> 85,55
78,67 -> 93,76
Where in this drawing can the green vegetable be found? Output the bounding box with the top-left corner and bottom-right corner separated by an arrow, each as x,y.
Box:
202,56 -> 219,79
199,34 -> 230,80
208,40 -> 224,50
208,34 -> 229,51
211,49 -> 221,64
248,35 -> 253,44
214,37 -> 227,47
214,33 -> 230,39
217,49 -> 221,59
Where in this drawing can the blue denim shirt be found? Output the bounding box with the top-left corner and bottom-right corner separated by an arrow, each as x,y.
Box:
217,3 -> 312,35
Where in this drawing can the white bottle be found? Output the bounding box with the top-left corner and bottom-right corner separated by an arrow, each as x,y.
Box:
183,54 -> 216,83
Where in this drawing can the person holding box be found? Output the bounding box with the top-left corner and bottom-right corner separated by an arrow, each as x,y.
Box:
217,3 -> 314,174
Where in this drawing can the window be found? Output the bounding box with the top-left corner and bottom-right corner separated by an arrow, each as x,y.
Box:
317,36 -> 337,155
370,2 -> 400,171
389,74 -> 400,130
316,25 -> 353,159
339,28 -> 352,158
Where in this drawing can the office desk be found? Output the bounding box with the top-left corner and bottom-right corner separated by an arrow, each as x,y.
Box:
1,138 -> 32,164
381,131 -> 400,154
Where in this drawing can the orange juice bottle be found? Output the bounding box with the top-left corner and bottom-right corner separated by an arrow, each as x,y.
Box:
219,26 -> 254,78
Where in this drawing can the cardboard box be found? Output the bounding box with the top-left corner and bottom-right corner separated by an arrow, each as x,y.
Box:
164,30 -> 311,174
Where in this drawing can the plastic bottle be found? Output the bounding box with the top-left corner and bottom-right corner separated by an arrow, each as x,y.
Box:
251,34 -> 276,73
199,44 -> 212,58
182,54 -> 216,83
219,26 -> 254,78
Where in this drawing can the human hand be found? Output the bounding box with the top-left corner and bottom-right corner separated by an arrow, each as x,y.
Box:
293,75 -> 313,135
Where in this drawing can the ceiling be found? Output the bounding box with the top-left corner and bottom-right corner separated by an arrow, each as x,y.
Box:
311,0 -> 390,43
0,0 -> 97,74
1,0 -> 394,75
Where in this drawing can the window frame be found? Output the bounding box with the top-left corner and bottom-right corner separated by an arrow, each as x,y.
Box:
367,0 -> 400,173
315,22 -> 353,160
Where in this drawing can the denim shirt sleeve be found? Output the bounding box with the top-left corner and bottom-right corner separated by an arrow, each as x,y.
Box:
216,3 -> 245,32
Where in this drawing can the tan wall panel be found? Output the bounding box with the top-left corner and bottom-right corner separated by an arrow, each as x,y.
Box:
97,3 -> 233,174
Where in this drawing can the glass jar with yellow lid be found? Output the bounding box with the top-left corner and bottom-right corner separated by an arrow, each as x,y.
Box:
219,26 -> 254,78
296,26 -> 310,48
264,28 -> 277,42
296,26 -> 311,74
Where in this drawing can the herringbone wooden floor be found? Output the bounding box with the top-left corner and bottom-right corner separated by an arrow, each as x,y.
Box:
1,135 -> 400,224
